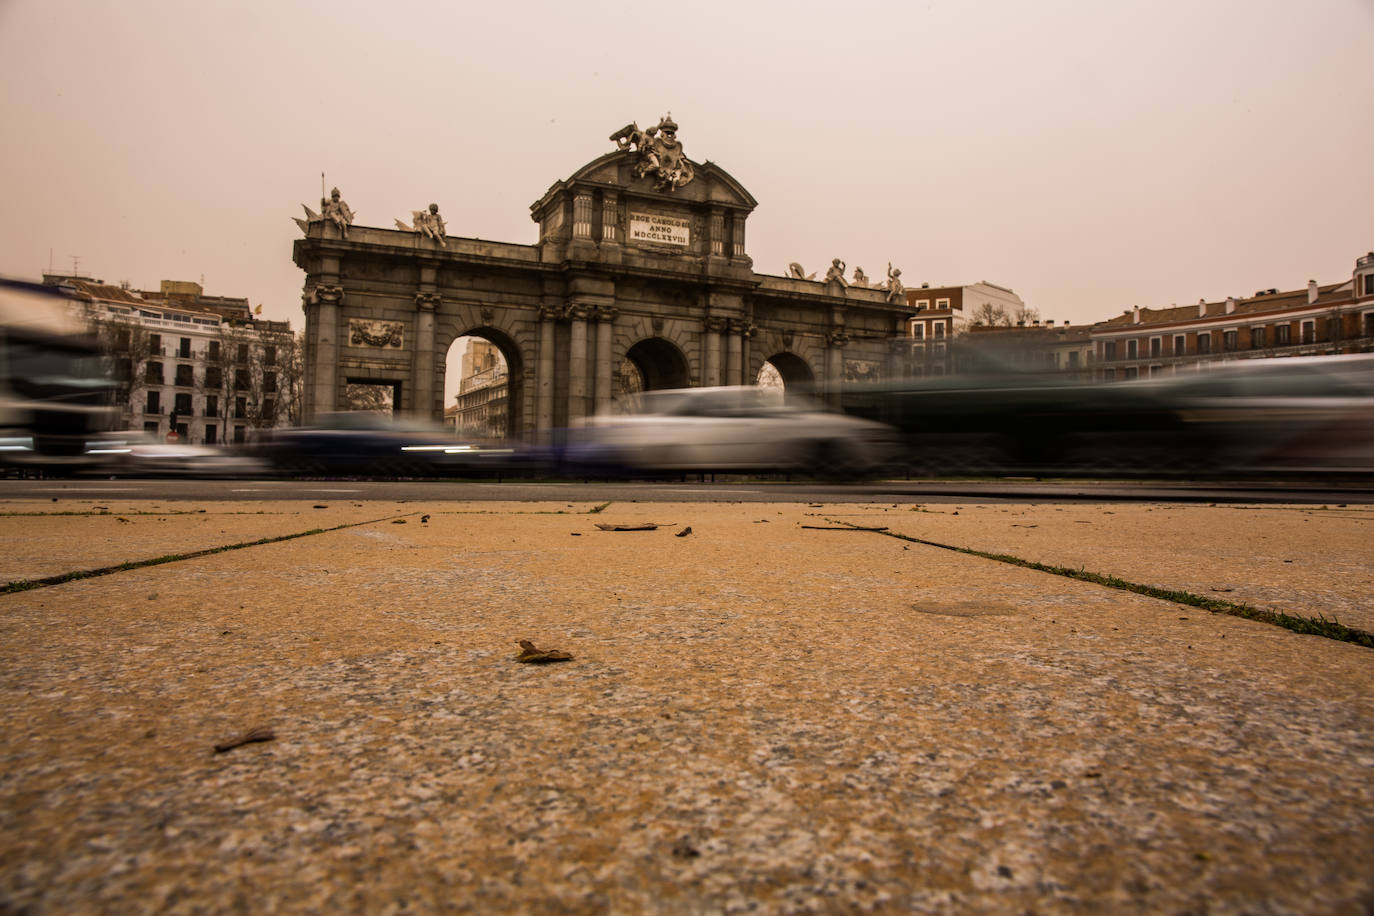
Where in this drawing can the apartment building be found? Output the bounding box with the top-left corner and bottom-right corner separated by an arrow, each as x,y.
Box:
47,276 -> 299,444
1091,252 -> 1374,380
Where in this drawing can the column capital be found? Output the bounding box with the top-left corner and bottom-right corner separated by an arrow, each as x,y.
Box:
565,303 -> 593,321
595,305 -> 619,323
827,329 -> 850,348
703,316 -> 729,333
538,305 -> 563,322
310,284 -> 343,305
729,319 -> 756,339
414,291 -> 441,311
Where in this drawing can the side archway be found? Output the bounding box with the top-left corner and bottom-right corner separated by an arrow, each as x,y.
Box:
760,351 -> 814,388
441,327 -> 525,439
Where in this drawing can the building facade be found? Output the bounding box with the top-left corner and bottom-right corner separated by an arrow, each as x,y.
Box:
47,276 -> 300,445
1090,253 -> 1374,380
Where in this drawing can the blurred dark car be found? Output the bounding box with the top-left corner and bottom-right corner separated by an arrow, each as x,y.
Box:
255,412 -> 528,477
1133,354 -> 1374,477
839,355 -> 1374,479
838,372 -> 1190,477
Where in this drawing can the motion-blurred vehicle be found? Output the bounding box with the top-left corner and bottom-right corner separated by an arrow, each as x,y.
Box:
566,386 -> 896,479
1136,355 -> 1374,477
1,277 -> 115,473
84,430 -> 267,478
839,354 -> 1374,479
255,411 -> 528,477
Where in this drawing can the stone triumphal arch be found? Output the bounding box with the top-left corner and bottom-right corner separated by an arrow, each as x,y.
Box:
294,115 -> 914,438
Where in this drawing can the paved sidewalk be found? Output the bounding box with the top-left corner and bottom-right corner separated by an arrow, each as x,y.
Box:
1,497 -> 1371,913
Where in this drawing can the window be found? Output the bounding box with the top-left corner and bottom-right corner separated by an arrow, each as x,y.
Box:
174,393 -> 192,416
1126,340 -> 1138,360
1103,368 -> 1116,380
263,371 -> 277,394
935,298 -> 950,309
933,322 -> 946,339
1150,365 -> 1164,377
1251,327 -> 1266,349
178,337 -> 191,358
1275,324 -> 1291,345
1173,335 -> 1185,356
149,333 -> 162,354
1197,333 -> 1211,354
234,368 -> 250,390
175,364 -> 194,386
1149,337 -> 1161,358
262,399 -> 275,422
115,327 -> 131,349
235,396 -> 247,419
1103,341 -> 1117,360
144,421 -> 159,434
234,425 -> 246,444
236,343 -> 249,365
1365,275 -> 1374,296
145,361 -> 163,384
205,366 -> 222,388
1123,367 -> 1139,380
114,357 -> 132,382
145,390 -> 160,413
208,340 -> 221,361
1068,351 -> 1080,369
1301,321 -> 1315,344
1223,330 -> 1238,352
915,299 -> 930,310
205,395 -> 218,418
264,345 -> 277,366
204,423 -> 217,444
910,323 -> 925,339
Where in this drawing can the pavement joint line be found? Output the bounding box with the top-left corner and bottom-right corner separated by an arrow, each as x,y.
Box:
0,511 -> 421,595
825,517 -> 1374,649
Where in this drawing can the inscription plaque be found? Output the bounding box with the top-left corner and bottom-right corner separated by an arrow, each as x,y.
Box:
629,212 -> 690,247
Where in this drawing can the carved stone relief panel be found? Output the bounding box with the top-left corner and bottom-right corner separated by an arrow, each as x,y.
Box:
349,318 -> 405,349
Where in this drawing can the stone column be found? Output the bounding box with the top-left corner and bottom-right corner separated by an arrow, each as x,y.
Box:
726,319 -> 746,386
536,305 -> 559,435
573,193 -> 593,240
413,292 -> 440,420
593,306 -> 618,416
601,193 -> 619,243
566,303 -> 592,423
311,284 -> 343,420
826,329 -> 849,406
703,317 -> 726,387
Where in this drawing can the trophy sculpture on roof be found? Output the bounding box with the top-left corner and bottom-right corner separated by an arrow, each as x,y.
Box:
609,113 -> 695,192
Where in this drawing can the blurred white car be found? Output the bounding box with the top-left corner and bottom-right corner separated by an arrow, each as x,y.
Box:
569,386 -> 895,478
85,431 -> 267,477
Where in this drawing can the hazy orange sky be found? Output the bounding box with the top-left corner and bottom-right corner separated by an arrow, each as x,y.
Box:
2,0 -> 1371,333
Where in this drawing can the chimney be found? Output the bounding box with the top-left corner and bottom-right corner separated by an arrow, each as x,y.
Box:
1225,296 -> 1235,314
1132,306 -> 1140,324
1199,299 -> 1208,318
1307,279 -> 1318,304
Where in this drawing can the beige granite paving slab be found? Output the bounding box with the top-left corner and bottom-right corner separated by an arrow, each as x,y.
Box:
0,501 -> 1370,914
0,500 -> 607,584
835,502 -> 1374,633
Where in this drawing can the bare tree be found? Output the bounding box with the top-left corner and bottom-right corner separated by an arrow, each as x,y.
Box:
969,302 -> 1041,327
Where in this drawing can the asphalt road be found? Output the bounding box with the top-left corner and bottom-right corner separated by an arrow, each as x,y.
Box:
3,476 -> 1370,504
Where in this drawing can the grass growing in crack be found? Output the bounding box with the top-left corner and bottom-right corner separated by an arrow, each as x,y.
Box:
844,521 -> 1374,649
0,515 -> 413,594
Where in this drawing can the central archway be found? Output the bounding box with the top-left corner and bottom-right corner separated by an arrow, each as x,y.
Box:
624,337 -> 690,391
